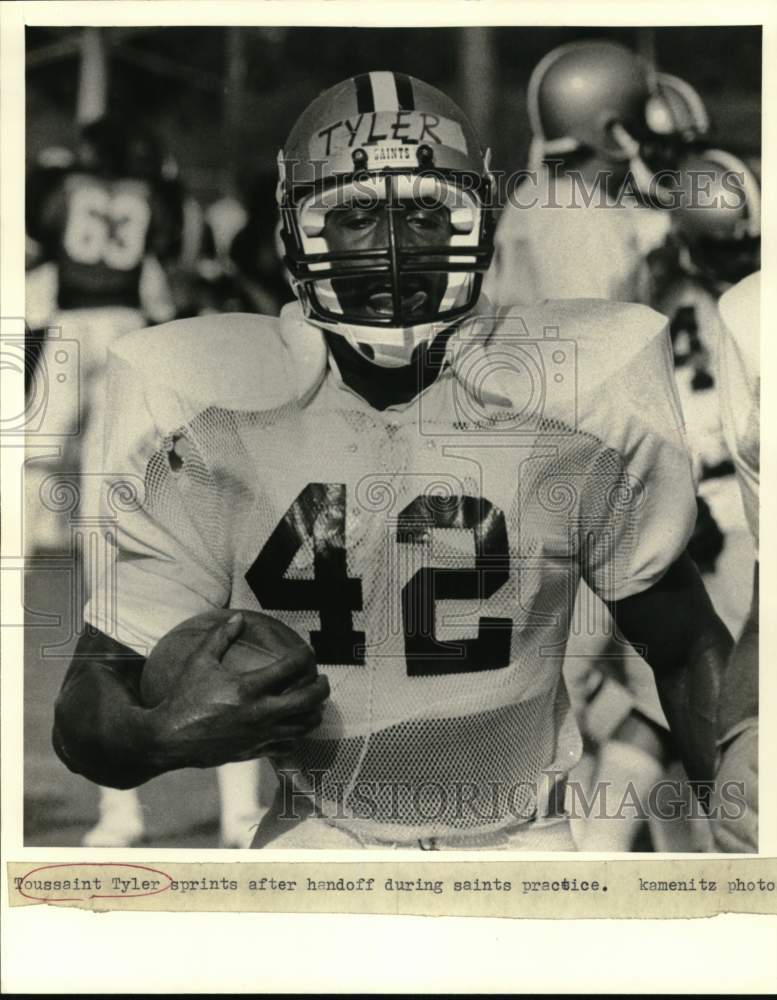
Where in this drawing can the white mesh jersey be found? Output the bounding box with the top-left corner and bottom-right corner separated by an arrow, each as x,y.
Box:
86,299 -> 695,841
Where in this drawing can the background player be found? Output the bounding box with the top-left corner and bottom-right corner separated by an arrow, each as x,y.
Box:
710,271 -> 759,852
482,40 -> 711,850
25,114 -> 179,551
482,40 -> 694,309
24,114 -> 182,847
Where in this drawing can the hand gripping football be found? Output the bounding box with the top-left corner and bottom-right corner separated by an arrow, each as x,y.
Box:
140,608 -> 314,707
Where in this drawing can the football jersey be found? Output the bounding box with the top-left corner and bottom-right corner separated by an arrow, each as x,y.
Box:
85,300 -> 695,841
655,273 -> 729,474
37,171 -> 168,310
483,170 -> 671,308
718,272 -> 760,550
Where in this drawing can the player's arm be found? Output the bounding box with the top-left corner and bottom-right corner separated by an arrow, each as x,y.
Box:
53,616 -> 329,790
606,551 -> 733,788
53,630 -> 164,789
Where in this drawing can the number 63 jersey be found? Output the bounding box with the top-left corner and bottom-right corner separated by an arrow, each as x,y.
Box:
35,169 -> 172,310
87,299 -> 696,841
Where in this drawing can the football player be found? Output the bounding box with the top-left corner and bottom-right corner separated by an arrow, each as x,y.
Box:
641,71 -> 711,174
26,114 -> 179,551
52,73 -> 733,851
710,271 -> 759,852
25,117 -> 183,849
483,40 -> 689,310
659,150 -> 760,630
484,42 -> 713,850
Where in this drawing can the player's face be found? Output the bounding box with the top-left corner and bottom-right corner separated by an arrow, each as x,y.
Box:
322,199 -> 454,326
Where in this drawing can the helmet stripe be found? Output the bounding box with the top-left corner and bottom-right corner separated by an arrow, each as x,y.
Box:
369,70 -> 400,111
394,72 -> 415,111
354,73 -> 375,113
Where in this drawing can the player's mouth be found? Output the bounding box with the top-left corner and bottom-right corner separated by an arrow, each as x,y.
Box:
365,283 -> 429,318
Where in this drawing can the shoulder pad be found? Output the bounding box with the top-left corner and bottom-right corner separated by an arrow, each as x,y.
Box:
719,272 -> 760,380
109,306 -> 327,411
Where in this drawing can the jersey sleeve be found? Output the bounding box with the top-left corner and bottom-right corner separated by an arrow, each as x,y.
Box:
452,299 -> 697,603
83,310 -> 326,656
558,300 -> 697,602
718,272 -> 760,550
83,352 -> 232,656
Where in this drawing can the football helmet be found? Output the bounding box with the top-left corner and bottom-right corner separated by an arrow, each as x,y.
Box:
76,115 -> 131,176
278,71 -> 495,367
647,73 -> 710,143
527,40 -> 655,161
674,149 -> 761,284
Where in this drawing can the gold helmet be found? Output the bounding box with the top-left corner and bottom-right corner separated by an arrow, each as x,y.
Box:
527,40 -> 654,161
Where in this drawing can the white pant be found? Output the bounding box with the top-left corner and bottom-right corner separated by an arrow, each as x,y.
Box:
251,787 -> 576,851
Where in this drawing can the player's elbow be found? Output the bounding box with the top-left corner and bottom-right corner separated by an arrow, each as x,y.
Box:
51,659 -> 150,790
51,687 -> 119,788
51,706 -> 147,790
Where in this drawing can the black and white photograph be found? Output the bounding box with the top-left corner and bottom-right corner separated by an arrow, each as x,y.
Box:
15,18 -> 762,858
4,3 -> 775,993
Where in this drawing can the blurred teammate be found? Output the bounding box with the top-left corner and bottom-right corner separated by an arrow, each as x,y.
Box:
660,150 -> 760,634
194,174 -> 294,319
194,192 -> 249,314
711,271 -> 759,852
484,41 -> 711,850
52,73 -> 732,852
25,115 -> 178,552
483,40 -> 693,309
554,118 -> 757,852
25,116 -> 182,848
662,165 -> 760,851
229,173 -> 296,316
26,146 -> 76,382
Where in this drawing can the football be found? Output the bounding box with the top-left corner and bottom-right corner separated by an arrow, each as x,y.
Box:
140,608 -> 314,707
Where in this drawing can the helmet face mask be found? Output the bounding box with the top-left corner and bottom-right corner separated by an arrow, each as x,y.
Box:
278,73 -> 495,367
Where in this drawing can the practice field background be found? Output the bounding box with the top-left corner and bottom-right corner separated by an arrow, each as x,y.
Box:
24,569 -> 226,846
27,25 -> 761,203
